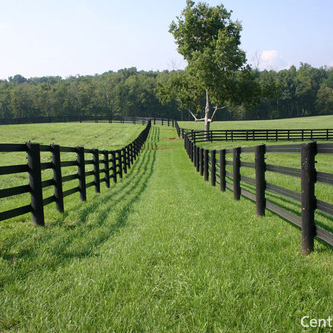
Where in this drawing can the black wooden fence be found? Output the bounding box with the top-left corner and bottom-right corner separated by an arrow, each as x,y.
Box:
181,128 -> 333,142
184,133 -> 333,254
0,121 -> 151,226
0,115 -> 176,127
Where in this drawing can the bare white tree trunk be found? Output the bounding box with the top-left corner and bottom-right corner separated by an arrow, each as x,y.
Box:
204,88 -> 210,133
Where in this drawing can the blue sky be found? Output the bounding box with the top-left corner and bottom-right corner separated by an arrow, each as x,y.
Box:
0,0 -> 332,79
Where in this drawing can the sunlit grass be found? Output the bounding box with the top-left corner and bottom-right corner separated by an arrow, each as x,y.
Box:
1,124 -> 333,332
179,114 -> 333,130
0,123 -> 146,224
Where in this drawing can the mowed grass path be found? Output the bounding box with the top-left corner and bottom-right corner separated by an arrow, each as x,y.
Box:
1,125 -> 333,332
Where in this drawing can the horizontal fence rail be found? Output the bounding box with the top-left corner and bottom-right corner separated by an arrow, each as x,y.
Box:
0,121 -> 151,226
182,128 -> 333,142
184,133 -> 333,254
0,115 -> 177,127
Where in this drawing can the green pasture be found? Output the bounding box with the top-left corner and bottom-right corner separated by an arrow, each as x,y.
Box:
1,118 -> 333,332
0,122 -> 144,149
179,114 -> 333,130
180,115 -> 333,238
0,122 -> 145,224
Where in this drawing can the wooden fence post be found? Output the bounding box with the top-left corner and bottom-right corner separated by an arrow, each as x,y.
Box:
111,151 -> 117,183
200,148 -> 204,177
204,149 -> 209,181
118,150 -> 123,179
196,146 -> 200,172
211,150 -> 216,186
103,150 -> 110,188
27,142 -> 45,226
233,147 -> 241,200
130,143 -> 134,165
301,142 -> 317,255
219,149 -> 226,192
185,136 -> 189,156
51,144 -> 64,212
77,146 -> 86,201
122,148 -> 127,174
193,142 -> 197,167
255,144 -> 266,216
93,149 -> 100,193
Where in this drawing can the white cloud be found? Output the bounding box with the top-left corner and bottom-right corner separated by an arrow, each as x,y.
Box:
259,50 -> 289,71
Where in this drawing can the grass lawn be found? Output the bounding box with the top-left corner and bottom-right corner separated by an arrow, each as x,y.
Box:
178,114 -> 333,130
0,122 -> 145,150
0,122 -> 146,224
1,123 -> 333,332
180,115 -> 333,241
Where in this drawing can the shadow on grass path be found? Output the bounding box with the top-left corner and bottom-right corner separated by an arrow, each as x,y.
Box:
0,126 -> 160,283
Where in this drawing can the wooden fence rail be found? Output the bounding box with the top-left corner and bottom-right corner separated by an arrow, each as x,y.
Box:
0,116 -> 176,127
0,121 -> 151,226
181,128 -> 333,142
184,133 -> 333,254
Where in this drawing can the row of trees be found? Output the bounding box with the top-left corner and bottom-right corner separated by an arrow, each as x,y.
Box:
2,0 -> 331,125
244,64 -> 333,121
1,64 -> 332,122
0,69 -> 179,121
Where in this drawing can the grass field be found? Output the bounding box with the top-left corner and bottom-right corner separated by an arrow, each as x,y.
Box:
0,122 -> 145,149
1,119 -> 333,332
179,115 -> 333,238
179,114 -> 333,130
0,123 -> 146,225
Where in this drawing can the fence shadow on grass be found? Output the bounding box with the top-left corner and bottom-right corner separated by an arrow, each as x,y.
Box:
1,127 -> 159,276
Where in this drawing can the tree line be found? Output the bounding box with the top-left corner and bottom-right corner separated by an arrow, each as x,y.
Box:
0,64 -> 332,122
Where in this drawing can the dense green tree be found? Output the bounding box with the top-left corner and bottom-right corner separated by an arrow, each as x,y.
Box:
168,0 -> 256,131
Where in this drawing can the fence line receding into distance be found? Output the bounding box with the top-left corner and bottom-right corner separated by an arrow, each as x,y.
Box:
184,131 -> 333,254
181,128 -> 333,142
0,121 -> 151,226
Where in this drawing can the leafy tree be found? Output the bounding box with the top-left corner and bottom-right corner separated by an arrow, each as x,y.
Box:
168,0 -> 251,131
316,85 -> 333,114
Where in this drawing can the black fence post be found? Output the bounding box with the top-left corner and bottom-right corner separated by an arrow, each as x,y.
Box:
126,145 -> 131,169
233,147 -> 241,200
219,149 -> 226,192
211,150 -> 216,186
185,136 -> 188,155
118,150 -> 123,179
200,148 -> 204,177
193,142 -> 197,167
255,144 -> 266,216
196,146 -> 200,172
122,147 -> 127,174
121,148 -> 126,174
93,149 -> 100,193
27,142 -> 45,226
77,146 -> 86,201
51,144 -> 64,212
204,149 -> 209,181
130,143 -> 134,165
103,150 -> 110,188
111,151 -> 117,183
301,142 -> 317,255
